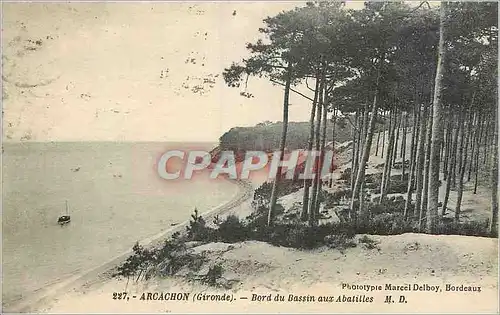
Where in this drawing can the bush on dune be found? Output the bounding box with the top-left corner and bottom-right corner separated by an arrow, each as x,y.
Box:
324,189 -> 353,208
252,180 -> 302,210
116,196 -> 495,286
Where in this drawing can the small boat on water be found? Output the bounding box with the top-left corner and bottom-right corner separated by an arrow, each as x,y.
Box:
58,200 -> 71,226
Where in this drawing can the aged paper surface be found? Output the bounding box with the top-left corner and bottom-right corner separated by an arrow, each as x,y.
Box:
2,1 -> 499,313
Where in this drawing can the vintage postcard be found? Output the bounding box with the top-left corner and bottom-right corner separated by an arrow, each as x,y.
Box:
1,1 -> 498,313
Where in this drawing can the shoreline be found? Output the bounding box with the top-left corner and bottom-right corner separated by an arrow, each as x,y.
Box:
4,179 -> 254,313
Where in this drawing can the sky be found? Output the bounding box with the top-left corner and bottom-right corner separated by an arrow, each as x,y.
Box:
2,1 -> 413,142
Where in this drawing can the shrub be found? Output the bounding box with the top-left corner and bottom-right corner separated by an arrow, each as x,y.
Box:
114,235 -> 206,283
186,208 -> 214,241
386,179 -> 407,194
245,222 -> 342,249
283,225 -> 328,249
339,168 -> 351,181
364,182 -> 378,190
367,196 -> 406,215
358,213 -> 414,235
216,215 -> 249,243
436,220 -> 490,237
358,235 -> 379,250
365,173 -> 383,185
201,264 -> 224,286
324,189 -> 353,207
114,242 -> 156,281
252,180 -> 302,210
324,233 -> 357,251
155,238 -> 203,277
392,160 -> 410,170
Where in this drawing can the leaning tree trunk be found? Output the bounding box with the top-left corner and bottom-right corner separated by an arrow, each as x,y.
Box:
308,68 -> 325,226
301,72 -> 320,221
268,63 -> 292,226
314,95 -> 329,215
426,1 -> 446,234
350,57 -> 383,221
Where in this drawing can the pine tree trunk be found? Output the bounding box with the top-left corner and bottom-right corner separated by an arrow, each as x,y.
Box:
414,104 -> 428,219
426,1 -> 446,234
380,110 -> 397,204
401,111 -> 407,179
308,69 -> 325,226
300,73 -> 320,221
381,113 -> 386,159
404,104 -> 419,219
350,58 -> 383,220
268,63 -> 292,226
442,120 -> 459,216
385,111 -> 398,197
380,111 -> 392,203
456,109 -> 473,224
329,109 -> 337,188
360,180 -> 365,216
380,110 -> 393,187
489,107 -> 498,237
473,114 -> 484,194
363,100 -> 371,152
467,113 -> 478,182
483,119 -> 491,164
419,103 -> 433,231
350,112 -> 359,192
375,128 -> 381,156
356,108 -> 364,163
315,97 -> 328,215
443,120 -> 452,180
393,110 -> 402,166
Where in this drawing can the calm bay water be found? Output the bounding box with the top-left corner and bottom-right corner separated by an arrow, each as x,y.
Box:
2,142 -> 238,307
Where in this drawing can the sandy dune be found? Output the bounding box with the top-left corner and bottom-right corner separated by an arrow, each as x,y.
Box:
37,234 -> 498,313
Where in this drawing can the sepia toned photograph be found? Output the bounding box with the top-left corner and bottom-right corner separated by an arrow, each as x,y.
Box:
1,1 -> 498,313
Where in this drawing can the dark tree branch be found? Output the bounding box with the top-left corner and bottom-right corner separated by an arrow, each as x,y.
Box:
270,79 -> 314,102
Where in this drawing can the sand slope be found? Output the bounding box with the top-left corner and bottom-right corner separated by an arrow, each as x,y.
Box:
38,234 -> 498,313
